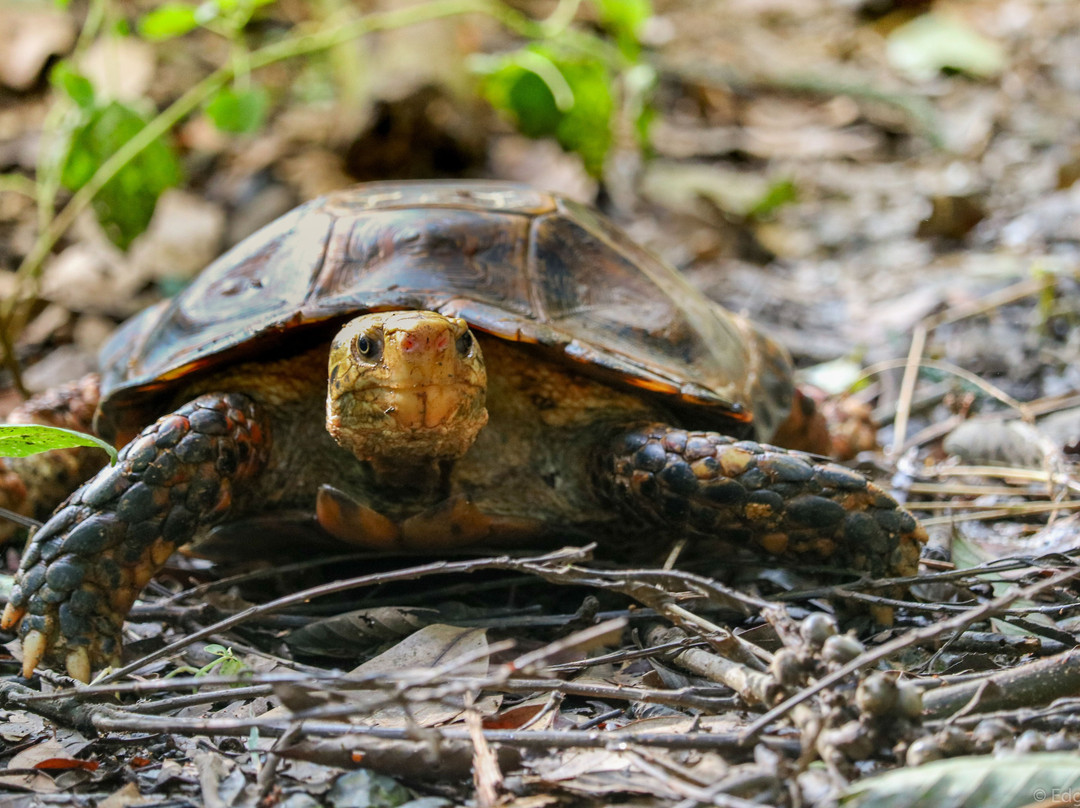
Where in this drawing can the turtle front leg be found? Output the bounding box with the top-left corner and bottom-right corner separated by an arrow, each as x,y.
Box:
1,393 -> 269,681
601,424 -> 925,579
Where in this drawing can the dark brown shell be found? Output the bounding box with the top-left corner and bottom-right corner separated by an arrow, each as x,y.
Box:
97,181 -> 794,441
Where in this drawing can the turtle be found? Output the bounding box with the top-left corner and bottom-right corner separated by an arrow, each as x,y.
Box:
0,181 -> 925,682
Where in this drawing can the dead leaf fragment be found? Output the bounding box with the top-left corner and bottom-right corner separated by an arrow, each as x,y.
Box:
0,740 -> 69,793
887,13 -> 1006,82
98,782 -> 154,808
285,606 -> 438,658
79,36 -> 156,103
0,6 -> 75,90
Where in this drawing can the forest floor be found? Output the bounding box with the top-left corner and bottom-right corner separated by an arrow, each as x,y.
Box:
2,0 -> 1080,805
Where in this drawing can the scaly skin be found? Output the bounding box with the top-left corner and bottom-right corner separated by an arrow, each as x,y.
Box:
1,392 -> 268,680
603,426 -> 925,578
2,312 -> 926,682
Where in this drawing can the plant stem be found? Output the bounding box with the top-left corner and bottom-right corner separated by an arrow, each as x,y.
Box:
0,0 -> 523,378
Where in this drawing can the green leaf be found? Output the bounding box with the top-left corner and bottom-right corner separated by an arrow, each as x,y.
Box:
194,0 -> 221,26
480,46 -> 614,176
204,86 -> 268,134
592,0 -> 651,58
0,425 -> 117,465
887,13 -> 1007,82
139,4 -> 200,41
50,61 -> 95,109
198,0 -> 275,33
748,178 -> 798,218
842,752 -> 1080,808
58,101 -> 183,249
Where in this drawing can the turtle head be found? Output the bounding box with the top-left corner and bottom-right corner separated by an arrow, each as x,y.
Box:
326,311 -> 488,466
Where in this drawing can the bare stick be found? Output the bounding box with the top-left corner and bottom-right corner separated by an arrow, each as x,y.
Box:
922,647 -> 1080,719
97,546 -> 592,684
740,563 -> 1080,742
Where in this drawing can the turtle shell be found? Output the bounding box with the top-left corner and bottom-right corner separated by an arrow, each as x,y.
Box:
96,181 -> 794,442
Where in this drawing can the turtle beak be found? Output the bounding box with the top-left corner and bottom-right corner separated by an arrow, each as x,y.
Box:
382,321 -> 471,430
384,386 -> 469,430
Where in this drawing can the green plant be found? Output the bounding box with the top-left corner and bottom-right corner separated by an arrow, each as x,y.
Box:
476,0 -> 655,177
166,644 -> 250,679
0,0 -> 655,395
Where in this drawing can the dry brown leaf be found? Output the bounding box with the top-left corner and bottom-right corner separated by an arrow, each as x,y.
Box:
345,624 -> 498,727
267,625 -> 498,730
483,696 -> 556,731
0,5 -> 75,90
129,190 -> 226,283
194,750 -> 234,808
285,606 -> 438,658
78,36 -> 156,103
96,782 -> 154,808
0,740 -> 70,793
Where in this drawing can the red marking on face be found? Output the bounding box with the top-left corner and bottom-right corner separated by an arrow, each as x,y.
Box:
400,331 -> 451,352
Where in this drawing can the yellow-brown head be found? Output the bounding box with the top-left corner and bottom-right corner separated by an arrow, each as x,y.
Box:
326,311 -> 488,465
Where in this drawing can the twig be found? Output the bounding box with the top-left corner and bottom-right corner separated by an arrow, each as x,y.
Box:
90,706 -> 800,752
654,58 -> 941,144
645,625 -> 774,707
921,647 -> 1080,719
740,562 -> 1080,742
96,546 -> 592,683
890,322 -> 926,460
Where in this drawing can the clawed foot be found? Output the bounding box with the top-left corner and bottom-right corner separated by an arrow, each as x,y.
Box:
2,391 -> 267,682
1,601 -> 122,682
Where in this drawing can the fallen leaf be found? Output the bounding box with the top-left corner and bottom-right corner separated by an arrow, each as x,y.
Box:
0,740 -> 69,793
33,758 -> 100,772
887,13 -> 1007,82
78,36 -> 156,103
0,6 -> 75,90
98,782 -> 153,808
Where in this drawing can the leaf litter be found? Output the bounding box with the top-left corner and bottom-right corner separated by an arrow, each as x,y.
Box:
4,0 -> 1080,806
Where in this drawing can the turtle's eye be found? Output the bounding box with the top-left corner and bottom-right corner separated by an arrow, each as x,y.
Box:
455,330 -> 473,356
352,333 -> 382,363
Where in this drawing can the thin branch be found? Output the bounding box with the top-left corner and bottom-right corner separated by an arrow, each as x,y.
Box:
96,545 -> 592,683
740,562 -> 1080,742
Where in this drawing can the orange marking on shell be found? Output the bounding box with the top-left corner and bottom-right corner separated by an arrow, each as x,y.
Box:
624,377 -> 679,395
760,533 -> 788,555
745,502 -> 774,522
719,448 -> 754,477
150,538 -> 174,566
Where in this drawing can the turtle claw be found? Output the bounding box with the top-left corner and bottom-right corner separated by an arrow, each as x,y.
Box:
1,602 -> 25,631
65,647 -> 91,684
20,629 -> 46,679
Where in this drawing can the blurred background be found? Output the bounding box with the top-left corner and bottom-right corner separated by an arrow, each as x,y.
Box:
1,0 -> 1078,455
